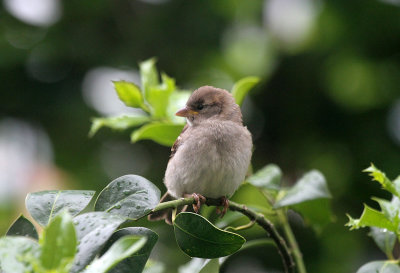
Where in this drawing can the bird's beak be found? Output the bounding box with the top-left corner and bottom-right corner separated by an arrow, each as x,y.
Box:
176,107 -> 198,117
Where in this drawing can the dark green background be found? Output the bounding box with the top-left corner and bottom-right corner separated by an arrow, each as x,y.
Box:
1,0 -> 400,272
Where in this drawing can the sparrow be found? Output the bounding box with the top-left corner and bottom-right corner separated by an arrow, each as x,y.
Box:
149,86 -> 253,224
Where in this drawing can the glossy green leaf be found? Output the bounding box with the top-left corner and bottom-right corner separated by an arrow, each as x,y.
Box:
89,114 -> 150,137
173,212 -> 245,258
70,212 -> 127,273
167,90 -> 191,124
95,175 -> 161,219
6,214 -> 38,240
140,58 -> 159,98
274,170 -> 331,208
0,236 -> 40,273
100,227 -> 158,273
364,164 -> 400,198
131,122 -> 184,146
114,81 -> 146,109
369,227 -> 396,258
230,76 -> 260,106
146,73 -> 176,118
26,190 -> 95,227
39,211 -> 76,271
292,198 -> 332,233
247,164 -> 282,191
356,260 -> 400,273
346,204 -> 398,232
84,236 -> 147,273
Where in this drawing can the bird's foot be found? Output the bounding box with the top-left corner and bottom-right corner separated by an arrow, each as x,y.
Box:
191,193 -> 206,213
216,196 -> 229,218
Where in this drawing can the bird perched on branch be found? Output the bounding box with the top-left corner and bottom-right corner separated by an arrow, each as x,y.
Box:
149,86 -> 252,224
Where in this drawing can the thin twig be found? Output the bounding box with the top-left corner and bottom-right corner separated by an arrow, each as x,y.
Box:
149,197 -> 295,273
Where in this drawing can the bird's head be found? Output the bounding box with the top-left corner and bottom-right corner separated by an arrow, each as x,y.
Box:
176,86 -> 243,126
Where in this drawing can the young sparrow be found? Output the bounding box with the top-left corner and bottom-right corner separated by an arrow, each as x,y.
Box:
149,86 -> 253,223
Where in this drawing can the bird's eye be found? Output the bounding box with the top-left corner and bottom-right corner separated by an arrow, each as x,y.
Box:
197,104 -> 204,110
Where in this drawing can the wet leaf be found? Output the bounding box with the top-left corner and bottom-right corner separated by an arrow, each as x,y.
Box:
6,214 -> 38,239
0,236 -> 40,273
95,175 -> 160,220
84,236 -> 147,273
26,190 -> 95,227
70,212 -> 126,273
100,227 -> 158,273
369,227 -> 396,257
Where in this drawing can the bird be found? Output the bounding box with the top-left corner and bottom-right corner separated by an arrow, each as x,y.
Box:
148,86 -> 253,224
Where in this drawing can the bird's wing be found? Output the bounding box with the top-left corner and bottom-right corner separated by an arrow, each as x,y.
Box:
170,124 -> 188,158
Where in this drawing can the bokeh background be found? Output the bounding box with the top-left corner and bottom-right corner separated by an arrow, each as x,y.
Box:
1,0 -> 400,272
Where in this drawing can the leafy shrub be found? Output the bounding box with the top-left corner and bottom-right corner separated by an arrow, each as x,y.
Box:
347,164 -> 400,273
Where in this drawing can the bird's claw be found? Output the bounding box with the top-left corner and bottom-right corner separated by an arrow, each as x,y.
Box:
192,193 -> 206,213
216,197 -> 229,218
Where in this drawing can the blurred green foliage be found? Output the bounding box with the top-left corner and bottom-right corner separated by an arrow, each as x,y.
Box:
2,0 -> 400,272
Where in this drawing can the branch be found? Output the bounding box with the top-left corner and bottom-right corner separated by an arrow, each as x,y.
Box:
149,197 -> 295,273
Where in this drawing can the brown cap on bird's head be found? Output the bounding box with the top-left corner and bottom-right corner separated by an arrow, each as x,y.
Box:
176,86 -> 242,125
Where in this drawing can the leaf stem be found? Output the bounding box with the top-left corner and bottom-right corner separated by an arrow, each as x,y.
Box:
224,219 -> 256,231
149,197 -> 295,273
277,209 -> 307,273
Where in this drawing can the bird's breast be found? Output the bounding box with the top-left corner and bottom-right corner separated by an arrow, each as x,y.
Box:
164,120 -> 252,199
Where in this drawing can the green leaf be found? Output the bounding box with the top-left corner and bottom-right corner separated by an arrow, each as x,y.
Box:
131,122 -> 184,146
26,190 -> 95,227
230,76 -> 260,106
95,175 -> 161,220
89,114 -> 150,137
167,90 -> 191,124
0,236 -> 40,272
140,58 -> 160,98
372,197 -> 400,222
199,259 -> 219,273
39,211 -> 76,271
146,73 -> 176,118
143,260 -> 165,273
179,258 -> 219,273
369,227 -> 396,258
84,236 -> 147,273
173,212 -> 245,259
292,198 -> 333,233
6,214 -> 38,240
100,227 -> 158,273
274,170 -> 331,208
113,81 -> 146,109
364,164 -> 400,198
346,204 -> 398,232
247,164 -> 282,191
70,212 -> 127,273
356,260 -> 400,273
